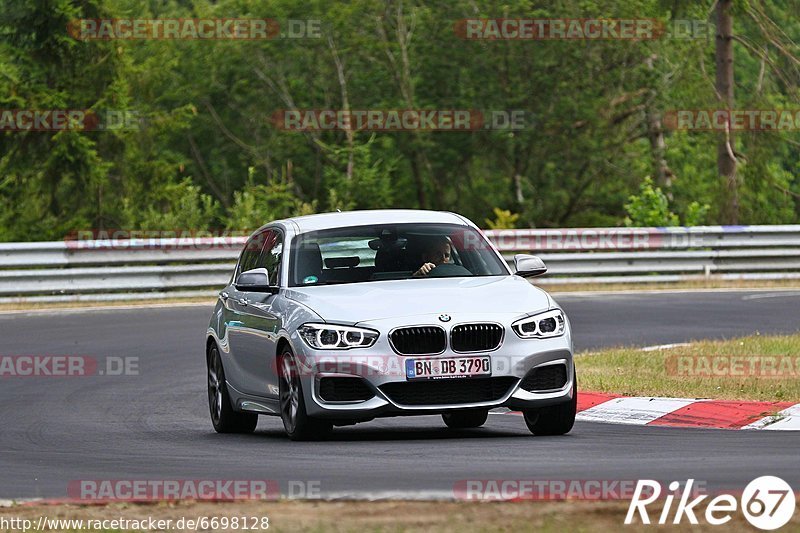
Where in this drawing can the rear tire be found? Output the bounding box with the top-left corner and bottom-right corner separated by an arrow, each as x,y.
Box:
442,409 -> 488,429
523,367 -> 577,436
207,344 -> 258,434
278,349 -> 333,441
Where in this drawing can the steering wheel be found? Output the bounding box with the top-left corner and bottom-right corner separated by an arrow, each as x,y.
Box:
426,263 -> 473,278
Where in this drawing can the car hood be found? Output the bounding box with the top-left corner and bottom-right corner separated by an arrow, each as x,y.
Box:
284,276 -> 552,323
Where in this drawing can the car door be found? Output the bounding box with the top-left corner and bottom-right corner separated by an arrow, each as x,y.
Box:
225,229 -> 283,398
220,230 -> 267,394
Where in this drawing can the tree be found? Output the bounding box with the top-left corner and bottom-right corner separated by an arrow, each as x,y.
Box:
716,0 -> 738,223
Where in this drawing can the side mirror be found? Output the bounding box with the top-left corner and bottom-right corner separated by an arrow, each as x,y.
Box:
513,254 -> 547,278
235,268 -> 279,293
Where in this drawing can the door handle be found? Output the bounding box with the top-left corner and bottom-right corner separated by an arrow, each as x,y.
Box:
238,298 -> 250,306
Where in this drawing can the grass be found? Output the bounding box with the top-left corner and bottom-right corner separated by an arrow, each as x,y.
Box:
0,297 -> 214,312
575,333 -> 800,402
538,278 -> 800,294
2,500 -> 796,532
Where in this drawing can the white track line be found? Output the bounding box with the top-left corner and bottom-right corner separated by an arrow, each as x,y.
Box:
576,397 -> 697,425
0,498 -> 41,507
640,343 -> 691,352
743,404 -> 800,431
0,494 -> 459,505
741,292 -> 800,300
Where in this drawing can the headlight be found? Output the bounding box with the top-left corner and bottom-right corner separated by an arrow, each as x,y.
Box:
298,323 -> 379,349
512,309 -> 566,339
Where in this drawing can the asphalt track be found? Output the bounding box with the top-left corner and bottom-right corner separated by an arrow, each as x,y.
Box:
0,290 -> 799,499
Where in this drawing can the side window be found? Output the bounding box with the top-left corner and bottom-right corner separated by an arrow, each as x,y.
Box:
237,232 -> 268,278
257,230 -> 283,286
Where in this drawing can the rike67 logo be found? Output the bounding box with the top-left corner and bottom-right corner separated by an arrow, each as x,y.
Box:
626,477 -> 796,530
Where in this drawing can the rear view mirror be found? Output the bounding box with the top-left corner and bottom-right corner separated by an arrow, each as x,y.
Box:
513,254 -> 547,278
235,268 -> 278,293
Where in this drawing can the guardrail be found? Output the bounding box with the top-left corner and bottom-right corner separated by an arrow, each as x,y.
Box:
1,225 -> 799,302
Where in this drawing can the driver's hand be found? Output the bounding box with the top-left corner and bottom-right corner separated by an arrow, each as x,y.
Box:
413,262 -> 436,277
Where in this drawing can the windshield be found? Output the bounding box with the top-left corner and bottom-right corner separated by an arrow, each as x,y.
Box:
289,223 -> 508,287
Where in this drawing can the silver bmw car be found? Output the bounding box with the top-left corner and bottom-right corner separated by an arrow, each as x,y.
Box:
206,209 -> 576,440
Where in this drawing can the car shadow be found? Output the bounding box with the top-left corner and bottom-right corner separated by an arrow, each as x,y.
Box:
195,412 -> 571,442
248,423 -> 533,442
196,422 -> 580,444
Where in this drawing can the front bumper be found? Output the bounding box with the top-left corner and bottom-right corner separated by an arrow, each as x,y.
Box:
296,331 -> 574,419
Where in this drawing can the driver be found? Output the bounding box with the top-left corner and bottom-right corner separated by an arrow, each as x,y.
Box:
412,236 -> 452,277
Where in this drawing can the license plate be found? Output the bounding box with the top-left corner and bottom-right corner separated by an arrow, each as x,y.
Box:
405,356 -> 492,380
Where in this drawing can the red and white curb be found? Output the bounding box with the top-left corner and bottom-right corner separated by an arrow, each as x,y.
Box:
502,392 -> 800,430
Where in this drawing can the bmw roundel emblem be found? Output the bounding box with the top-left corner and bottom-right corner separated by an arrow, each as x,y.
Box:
439,314 -> 451,322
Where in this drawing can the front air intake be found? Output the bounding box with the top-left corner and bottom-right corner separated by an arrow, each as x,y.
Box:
520,364 -> 568,392
380,377 -> 518,406
318,377 -> 374,402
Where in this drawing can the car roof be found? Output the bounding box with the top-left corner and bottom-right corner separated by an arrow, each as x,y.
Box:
277,209 -> 471,234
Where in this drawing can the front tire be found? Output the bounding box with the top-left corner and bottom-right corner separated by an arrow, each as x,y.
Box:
523,367 -> 577,436
278,349 -> 332,441
207,344 -> 258,434
442,409 -> 488,429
